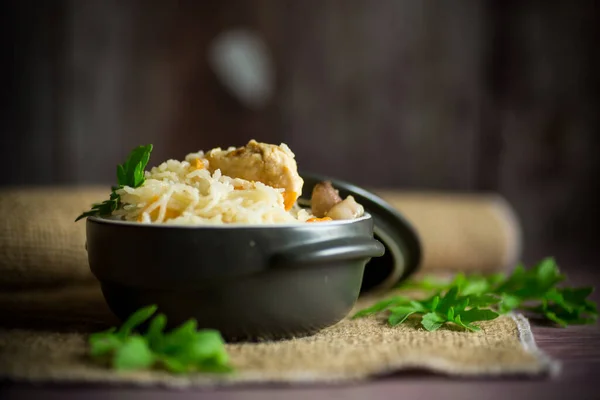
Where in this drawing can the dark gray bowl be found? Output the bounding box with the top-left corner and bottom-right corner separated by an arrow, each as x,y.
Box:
86,213 -> 384,341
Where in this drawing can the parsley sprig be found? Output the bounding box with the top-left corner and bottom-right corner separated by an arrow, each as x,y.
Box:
75,144 -> 153,221
353,258 -> 597,331
89,305 -> 233,373
353,288 -> 500,331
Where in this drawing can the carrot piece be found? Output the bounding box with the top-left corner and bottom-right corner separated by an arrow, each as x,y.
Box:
307,217 -> 333,223
147,207 -> 180,222
283,191 -> 297,211
137,196 -> 160,221
163,208 -> 180,221
193,159 -> 205,170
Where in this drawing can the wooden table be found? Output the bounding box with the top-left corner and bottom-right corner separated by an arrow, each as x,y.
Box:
2,267 -> 599,400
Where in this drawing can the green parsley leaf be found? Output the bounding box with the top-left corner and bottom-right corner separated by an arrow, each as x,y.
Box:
351,296 -> 409,318
459,308 -> 499,324
452,273 -> 489,296
388,307 -> 417,326
421,313 -> 445,331
160,356 -> 188,374
559,287 -> 595,309
435,286 -> 459,315
74,191 -> 121,222
155,322 -> 232,374
372,286 -> 500,332
353,258 -> 597,331
532,286 -> 598,326
76,144 -> 153,221
467,293 -> 500,308
145,313 -> 167,349
87,304 -> 233,374
117,304 -> 158,338
177,330 -> 230,370
498,293 -> 521,313
117,144 -> 153,188
112,336 -> 154,371
159,319 -> 199,355
89,328 -> 120,357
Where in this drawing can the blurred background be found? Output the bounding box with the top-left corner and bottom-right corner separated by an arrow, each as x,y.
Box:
1,0 -> 598,266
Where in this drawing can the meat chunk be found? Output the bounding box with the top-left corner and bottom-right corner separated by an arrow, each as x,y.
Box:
310,180 -> 365,220
326,196 -> 365,220
205,140 -> 304,210
310,181 -> 342,217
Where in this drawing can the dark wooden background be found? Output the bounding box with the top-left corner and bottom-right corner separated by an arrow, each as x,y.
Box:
1,0 -> 598,266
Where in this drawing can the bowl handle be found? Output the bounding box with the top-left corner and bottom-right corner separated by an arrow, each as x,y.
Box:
270,237 -> 385,268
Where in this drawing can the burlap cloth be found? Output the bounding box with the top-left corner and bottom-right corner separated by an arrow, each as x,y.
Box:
375,190 -> 523,278
0,186 -> 555,386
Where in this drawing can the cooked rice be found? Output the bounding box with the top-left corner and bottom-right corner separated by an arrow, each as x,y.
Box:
111,149 -> 314,225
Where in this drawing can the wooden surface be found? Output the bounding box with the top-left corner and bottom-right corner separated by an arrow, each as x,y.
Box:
2,264 -> 598,400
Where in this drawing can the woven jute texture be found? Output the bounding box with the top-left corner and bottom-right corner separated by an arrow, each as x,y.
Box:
374,190 -> 523,277
0,283 -> 558,387
0,187 -> 523,289
0,186 -> 108,288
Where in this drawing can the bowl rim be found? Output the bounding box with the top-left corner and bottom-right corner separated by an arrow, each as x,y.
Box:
87,212 -> 373,229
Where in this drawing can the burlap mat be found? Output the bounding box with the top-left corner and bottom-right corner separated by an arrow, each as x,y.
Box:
0,187 -> 523,289
0,283 -> 558,387
375,190 -> 523,277
0,186 -> 108,288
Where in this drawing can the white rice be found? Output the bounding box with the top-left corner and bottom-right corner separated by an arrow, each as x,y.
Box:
111,151 -> 314,225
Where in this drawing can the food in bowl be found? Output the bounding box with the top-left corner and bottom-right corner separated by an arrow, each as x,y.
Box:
76,140 -> 365,225
81,141 -> 385,340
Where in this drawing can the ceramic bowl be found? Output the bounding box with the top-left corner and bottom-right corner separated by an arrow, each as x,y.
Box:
86,212 -> 384,341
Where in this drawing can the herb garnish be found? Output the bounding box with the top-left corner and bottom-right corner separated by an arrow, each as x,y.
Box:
353,258 -> 598,331
75,144 -> 153,221
89,305 -> 233,373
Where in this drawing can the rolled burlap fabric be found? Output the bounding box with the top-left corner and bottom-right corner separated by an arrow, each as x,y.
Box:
375,190 -> 523,278
0,186 -> 109,288
0,186 -> 522,289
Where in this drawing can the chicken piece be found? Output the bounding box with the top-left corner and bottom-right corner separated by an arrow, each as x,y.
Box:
205,140 -> 304,210
311,181 -> 342,217
326,195 -> 365,220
